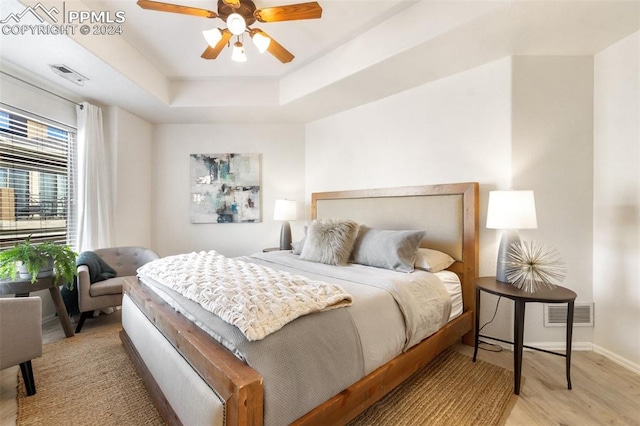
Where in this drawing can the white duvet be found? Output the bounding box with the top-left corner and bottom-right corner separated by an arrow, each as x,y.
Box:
137,251 -> 353,341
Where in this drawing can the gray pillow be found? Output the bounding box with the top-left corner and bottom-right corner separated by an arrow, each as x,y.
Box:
299,219 -> 359,265
351,227 -> 426,273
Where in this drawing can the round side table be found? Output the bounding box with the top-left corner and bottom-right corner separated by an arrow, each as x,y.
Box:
473,276 -> 577,395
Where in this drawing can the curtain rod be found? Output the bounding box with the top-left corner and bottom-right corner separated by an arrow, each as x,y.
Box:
0,70 -> 83,110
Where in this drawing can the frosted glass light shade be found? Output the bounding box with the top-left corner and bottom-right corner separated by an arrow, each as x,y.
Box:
231,41 -> 247,62
252,32 -> 271,53
273,199 -> 296,221
227,13 -> 246,35
486,190 -> 537,229
202,28 -> 222,47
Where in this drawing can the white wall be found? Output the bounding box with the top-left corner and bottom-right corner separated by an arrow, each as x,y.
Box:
151,123 -> 305,258
0,71 -> 77,128
107,107 -> 153,248
593,31 -> 640,371
511,56 -> 594,347
306,55 -> 597,348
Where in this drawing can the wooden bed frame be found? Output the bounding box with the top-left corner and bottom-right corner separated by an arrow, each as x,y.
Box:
121,182 -> 479,425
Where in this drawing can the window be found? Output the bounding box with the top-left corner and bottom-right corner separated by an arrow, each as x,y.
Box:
0,106 -> 76,249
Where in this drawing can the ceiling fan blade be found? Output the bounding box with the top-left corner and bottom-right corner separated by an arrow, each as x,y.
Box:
201,29 -> 232,59
254,1 -> 322,23
137,0 -> 217,18
254,29 -> 294,63
221,0 -> 241,7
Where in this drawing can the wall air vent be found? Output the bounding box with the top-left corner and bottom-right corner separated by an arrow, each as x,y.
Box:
544,303 -> 593,327
49,64 -> 88,86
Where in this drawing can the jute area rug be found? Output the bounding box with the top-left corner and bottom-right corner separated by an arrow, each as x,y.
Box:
17,323 -> 163,426
18,322 -> 516,425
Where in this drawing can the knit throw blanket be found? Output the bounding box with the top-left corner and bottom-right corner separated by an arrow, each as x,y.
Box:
76,251 -> 117,283
137,251 -> 353,341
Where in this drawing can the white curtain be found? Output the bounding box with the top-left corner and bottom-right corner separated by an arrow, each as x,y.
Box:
75,102 -> 114,252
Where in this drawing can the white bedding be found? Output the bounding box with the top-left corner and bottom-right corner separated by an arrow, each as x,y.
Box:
436,270 -> 464,321
135,251 -> 461,424
136,251 -> 353,341
138,251 -> 461,375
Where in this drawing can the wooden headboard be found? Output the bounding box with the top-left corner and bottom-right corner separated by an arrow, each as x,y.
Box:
311,182 -> 479,342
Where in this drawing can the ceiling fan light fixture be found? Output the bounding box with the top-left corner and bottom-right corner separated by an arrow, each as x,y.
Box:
231,41 -> 247,62
202,27 -> 223,47
227,12 -> 246,35
251,32 -> 270,53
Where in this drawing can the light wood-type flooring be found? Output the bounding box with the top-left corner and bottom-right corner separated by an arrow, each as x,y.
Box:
2,311 -> 638,425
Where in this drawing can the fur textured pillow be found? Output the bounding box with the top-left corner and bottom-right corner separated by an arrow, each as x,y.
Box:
300,219 -> 359,265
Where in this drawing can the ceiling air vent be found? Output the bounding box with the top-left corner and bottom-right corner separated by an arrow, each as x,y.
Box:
544,303 -> 593,327
49,64 -> 88,86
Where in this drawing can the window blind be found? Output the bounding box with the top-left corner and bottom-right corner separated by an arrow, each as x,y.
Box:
0,106 -> 77,249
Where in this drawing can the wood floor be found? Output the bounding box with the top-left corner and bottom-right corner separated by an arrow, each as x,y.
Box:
2,312 -> 639,425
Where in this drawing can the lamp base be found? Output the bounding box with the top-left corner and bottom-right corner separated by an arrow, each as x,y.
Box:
496,229 -> 521,283
279,221 -> 292,250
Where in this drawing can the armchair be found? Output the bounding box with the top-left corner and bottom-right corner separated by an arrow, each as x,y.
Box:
76,246 -> 159,333
0,297 -> 42,396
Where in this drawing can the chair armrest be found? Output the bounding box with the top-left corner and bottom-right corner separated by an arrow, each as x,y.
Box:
76,264 -> 91,312
0,297 -> 42,369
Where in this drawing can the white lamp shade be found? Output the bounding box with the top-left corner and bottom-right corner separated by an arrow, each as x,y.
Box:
231,41 -> 247,62
486,190 -> 537,229
202,28 -> 222,47
252,32 -> 271,53
273,199 -> 296,221
227,13 -> 246,35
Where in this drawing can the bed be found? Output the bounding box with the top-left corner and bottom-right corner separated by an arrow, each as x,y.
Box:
120,182 -> 479,425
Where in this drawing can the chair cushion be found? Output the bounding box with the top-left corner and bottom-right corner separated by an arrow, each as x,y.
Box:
89,277 -> 128,297
94,247 -> 160,277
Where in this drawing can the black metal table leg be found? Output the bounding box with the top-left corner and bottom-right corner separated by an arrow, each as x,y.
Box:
513,300 -> 526,395
473,286 -> 481,362
566,301 -> 574,390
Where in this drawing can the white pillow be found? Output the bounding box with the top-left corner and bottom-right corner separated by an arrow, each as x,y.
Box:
414,248 -> 455,272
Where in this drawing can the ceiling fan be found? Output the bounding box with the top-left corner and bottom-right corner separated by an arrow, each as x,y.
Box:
137,0 -> 323,63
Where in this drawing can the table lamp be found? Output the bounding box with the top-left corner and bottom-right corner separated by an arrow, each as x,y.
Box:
486,190 -> 537,282
274,199 -> 297,250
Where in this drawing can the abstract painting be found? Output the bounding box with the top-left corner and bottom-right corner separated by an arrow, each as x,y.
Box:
190,153 -> 261,223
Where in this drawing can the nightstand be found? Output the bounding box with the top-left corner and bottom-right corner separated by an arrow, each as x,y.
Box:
262,247 -> 283,252
473,276 -> 577,395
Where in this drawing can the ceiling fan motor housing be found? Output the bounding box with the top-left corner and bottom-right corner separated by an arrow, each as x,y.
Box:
217,0 -> 257,26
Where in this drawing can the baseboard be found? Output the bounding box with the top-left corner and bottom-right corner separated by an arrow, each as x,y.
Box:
593,344 -> 640,375
479,338 -> 593,352
479,337 -> 639,374
41,314 -> 57,324
525,341 -> 593,352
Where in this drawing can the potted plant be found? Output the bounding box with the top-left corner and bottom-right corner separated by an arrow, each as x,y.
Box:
0,237 -> 77,287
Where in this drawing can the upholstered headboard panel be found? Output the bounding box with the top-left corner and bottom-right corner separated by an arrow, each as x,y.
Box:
315,194 -> 463,261
311,183 -> 479,327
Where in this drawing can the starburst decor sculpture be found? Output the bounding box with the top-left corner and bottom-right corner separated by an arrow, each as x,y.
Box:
503,240 -> 567,293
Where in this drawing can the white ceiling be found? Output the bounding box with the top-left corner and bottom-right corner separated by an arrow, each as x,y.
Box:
86,0 -> 413,78
0,0 -> 639,124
